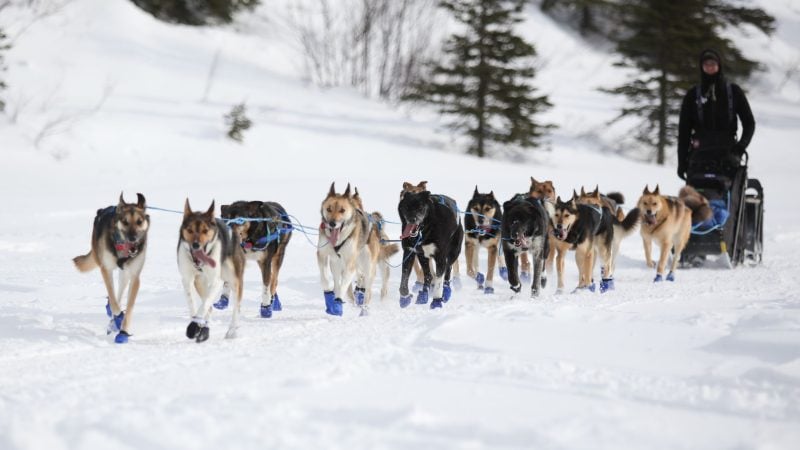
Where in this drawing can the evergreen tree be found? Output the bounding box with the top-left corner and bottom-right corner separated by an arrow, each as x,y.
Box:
603,0 -> 774,164
406,0 -> 551,157
130,0 -> 260,26
0,28 -> 9,113
539,0 -> 612,37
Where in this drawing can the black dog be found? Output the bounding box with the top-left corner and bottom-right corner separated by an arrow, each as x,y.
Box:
220,201 -> 292,318
398,191 -> 464,309
501,195 -> 549,297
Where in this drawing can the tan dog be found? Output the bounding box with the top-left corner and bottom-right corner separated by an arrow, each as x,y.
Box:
73,193 -> 149,344
529,177 -> 558,288
318,183 -> 398,316
178,200 -> 246,342
637,185 -> 692,281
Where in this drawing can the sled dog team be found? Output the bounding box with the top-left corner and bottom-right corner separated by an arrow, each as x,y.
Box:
74,178 -> 699,343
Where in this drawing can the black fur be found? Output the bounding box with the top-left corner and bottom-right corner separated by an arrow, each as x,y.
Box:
398,191 -> 464,300
554,201 -> 613,250
501,196 -> 549,296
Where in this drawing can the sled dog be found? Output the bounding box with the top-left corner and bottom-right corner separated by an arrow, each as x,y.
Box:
73,193 -> 150,344
219,200 -> 292,318
464,186 -> 506,293
398,190 -> 464,309
178,199 -> 245,342
637,185 -> 692,281
678,185 -> 713,224
501,195 -> 549,297
317,183 -> 398,316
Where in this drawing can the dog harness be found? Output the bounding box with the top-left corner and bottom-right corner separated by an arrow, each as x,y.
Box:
241,214 -> 293,252
112,229 -> 142,269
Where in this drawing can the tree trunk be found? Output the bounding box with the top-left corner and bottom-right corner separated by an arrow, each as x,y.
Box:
475,3 -> 488,158
657,68 -> 667,165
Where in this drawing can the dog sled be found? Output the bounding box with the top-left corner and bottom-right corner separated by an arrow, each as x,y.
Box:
680,148 -> 764,268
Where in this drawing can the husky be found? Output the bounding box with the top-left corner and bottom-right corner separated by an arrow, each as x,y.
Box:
317,183 -> 398,316
501,195 -> 550,297
577,187 -> 641,291
552,192 -> 615,293
353,187 -> 396,300
464,187 -> 506,294
637,185 -> 692,282
529,177 -> 558,287
398,190 -> 464,309
73,193 -> 150,344
177,199 -> 246,342
219,200 -> 292,318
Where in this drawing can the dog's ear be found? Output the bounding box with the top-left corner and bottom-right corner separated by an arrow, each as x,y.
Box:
344,183 -> 351,197
592,185 -> 599,197
474,185 -> 479,197
402,182 -> 412,191
136,193 -> 146,209
354,187 -> 360,198
580,186 -> 586,197
118,191 -> 126,208
643,185 -> 650,195
571,189 -> 578,201
184,198 -> 192,218
418,181 -> 428,190
220,204 -> 230,218
206,200 -> 215,218
530,176 -> 538,188
328,182 -> 336,198
489,190 -> 494,199
555,196 -> 563,205
654,185 -> 660,195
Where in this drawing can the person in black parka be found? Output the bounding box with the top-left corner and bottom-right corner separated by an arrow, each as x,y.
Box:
677,49 -> 755,180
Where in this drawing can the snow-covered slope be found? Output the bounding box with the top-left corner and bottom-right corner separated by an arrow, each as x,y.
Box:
0,1 -> 799,449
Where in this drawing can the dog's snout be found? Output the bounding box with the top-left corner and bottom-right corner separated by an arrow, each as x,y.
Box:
328,221 -> 337,228
191,242 -> 200,250
128,234 -> 138,242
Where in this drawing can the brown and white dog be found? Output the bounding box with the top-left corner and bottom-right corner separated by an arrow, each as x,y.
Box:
73,193 -> 149,344
178,200 -> 245,342
637,185 -> 692,282
529,177 -> 557,287
220,201 -> 292,318
318,183 -> 398,316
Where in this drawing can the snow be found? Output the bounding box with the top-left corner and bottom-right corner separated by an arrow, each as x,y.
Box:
1,0 -> 799,449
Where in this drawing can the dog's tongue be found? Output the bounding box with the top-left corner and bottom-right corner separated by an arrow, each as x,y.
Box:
328,227 -> 341,246
191,249 -> 217,268
400,224 -> 418,239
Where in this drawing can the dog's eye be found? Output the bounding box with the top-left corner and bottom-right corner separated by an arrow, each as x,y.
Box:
326,206 -> 332,213
122,220 -> 129,226
136,219 -> 143,226
339,208 -> 345,213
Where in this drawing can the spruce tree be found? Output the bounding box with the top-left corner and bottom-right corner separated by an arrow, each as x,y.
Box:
604,0 -> 774,164
406,0 -> 551,157
130,0 -> 260,25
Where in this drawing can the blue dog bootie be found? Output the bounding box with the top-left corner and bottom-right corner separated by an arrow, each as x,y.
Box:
271,293 -> 282,311
114,331 -> 130,344
213,294 -> 229,310
354,287 -> 366,306
484,286 -> 495,294
399,294 -> 412,308
430,298 -> 444,309
599,278 -> 615,293
260,303 -> 273,318
105,299 -> 112,318
499,267 -> 509,281
411,281 -> 424,293
666,272 -> 675,282
323,290 -> 335,314
328,298 -> 344,316
475,272 -> 485,289
416,288 -> 429,305
654,274 -> 663,283
520,272 -> 531,283
443,281 -> 452,302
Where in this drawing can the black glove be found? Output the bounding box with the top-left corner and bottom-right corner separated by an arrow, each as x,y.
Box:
732,142 -> 746,157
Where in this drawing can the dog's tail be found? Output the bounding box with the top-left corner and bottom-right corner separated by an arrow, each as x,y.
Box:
613,207 -> 641,238
371,211 -> 401,259
73,250 -> 98,272
679,186 -> 713,223
606,192 -> 625,205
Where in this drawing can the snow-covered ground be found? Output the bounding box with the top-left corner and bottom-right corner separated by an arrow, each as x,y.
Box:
1,1 -> 799,448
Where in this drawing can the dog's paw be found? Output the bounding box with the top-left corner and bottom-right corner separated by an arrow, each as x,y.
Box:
225,327 -> 238,339
114,331 -> 130,344
483,286 -> 495,294
430,298 -> 443,309
195,326 -> 210,343
213,294 -> 229,310
599,278 -> 615,293
653,274 -> 663,283
520,272 -> 531,283
540,276 -> 547,289
646,261 -> 656,269
186,321 -> 201,339
498,267 -> 509,281
106,312 -> 125,335
327,298 -> 344,316
443,282 -> 452,302
260,303 -> 273,318
105,299 -> 112,318
324,290 -> 335,314
415,289 -> 429,305
666,272 -> 675,282
475,272 -> 485,288
510,284 -> 521,294
271,294 -> 282,312
399,295 -> 412,309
